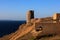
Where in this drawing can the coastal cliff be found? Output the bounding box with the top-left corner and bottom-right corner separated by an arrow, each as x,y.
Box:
0,10 -> 60,40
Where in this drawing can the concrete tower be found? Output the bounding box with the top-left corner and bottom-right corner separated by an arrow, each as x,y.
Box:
26,10 -> 34,24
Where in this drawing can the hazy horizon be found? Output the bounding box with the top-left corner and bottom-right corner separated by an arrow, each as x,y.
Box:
0,0 -> 60,20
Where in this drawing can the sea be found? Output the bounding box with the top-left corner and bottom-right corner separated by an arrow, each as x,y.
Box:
0,20 -> 26,37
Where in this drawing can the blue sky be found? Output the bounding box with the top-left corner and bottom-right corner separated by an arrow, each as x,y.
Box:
0,0 -> 60,20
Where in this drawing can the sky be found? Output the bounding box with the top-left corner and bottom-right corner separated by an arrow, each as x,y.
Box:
0,0 -> 60,20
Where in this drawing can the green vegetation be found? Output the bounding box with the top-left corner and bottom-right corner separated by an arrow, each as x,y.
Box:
34,34 -> 56,40
29,37 -> 35,40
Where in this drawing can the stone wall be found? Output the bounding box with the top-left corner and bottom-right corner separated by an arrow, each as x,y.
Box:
35,22 -> 60,36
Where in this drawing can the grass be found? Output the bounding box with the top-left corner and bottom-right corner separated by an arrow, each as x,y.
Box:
29,37 -> 35,40
34,34 -> 56,40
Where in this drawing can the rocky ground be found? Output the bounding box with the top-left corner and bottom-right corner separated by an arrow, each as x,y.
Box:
17,33 -> 60,40
0,30 -> 60,40
0,24 -> 60,40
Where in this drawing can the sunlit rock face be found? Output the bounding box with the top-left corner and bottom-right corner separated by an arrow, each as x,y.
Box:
3,10 -> 60,40
26,11 -> 60,37
30,13 -> 60,38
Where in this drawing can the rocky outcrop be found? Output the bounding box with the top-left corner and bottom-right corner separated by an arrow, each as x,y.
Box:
1,10 -> 60,40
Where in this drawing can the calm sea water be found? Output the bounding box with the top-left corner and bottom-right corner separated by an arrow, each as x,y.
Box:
0,20 -> 26,37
